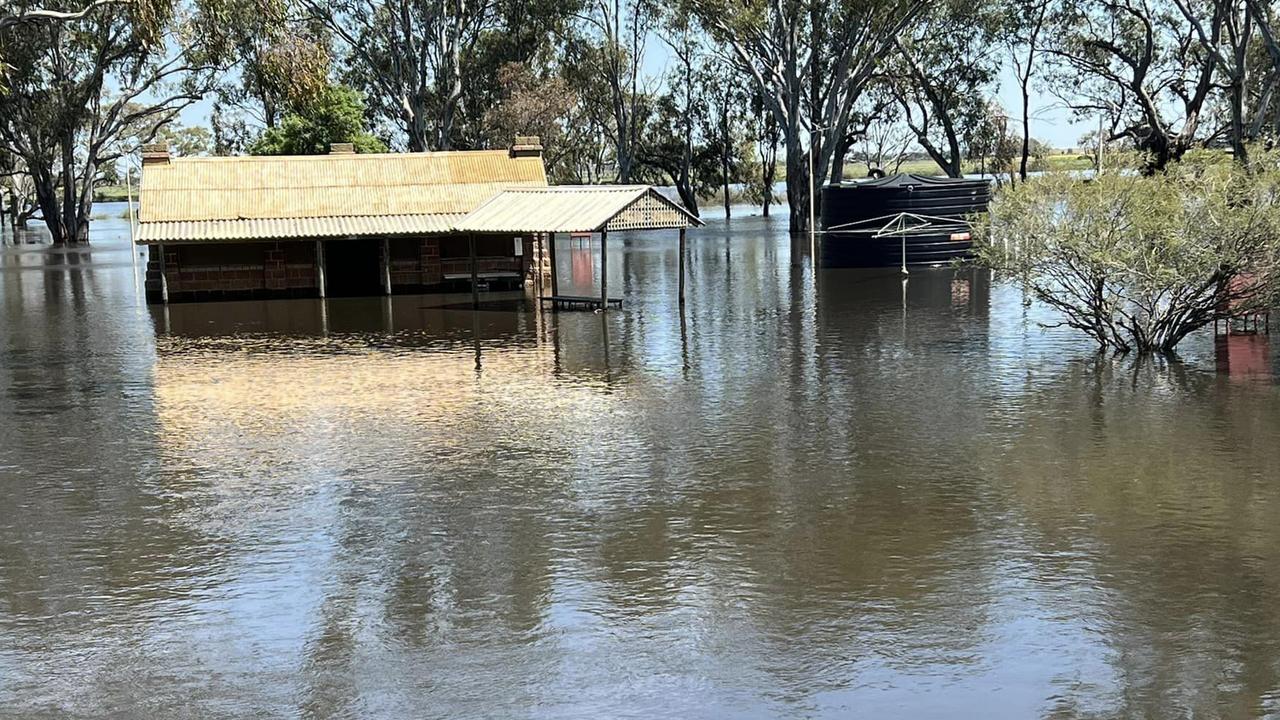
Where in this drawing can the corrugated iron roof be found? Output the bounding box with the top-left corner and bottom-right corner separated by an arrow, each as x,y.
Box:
139,150 -> 547,224
455,186 -> 702,233
136,214 -> 464,244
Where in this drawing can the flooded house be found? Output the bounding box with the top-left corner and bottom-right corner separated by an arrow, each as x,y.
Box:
136,139 -> 550,303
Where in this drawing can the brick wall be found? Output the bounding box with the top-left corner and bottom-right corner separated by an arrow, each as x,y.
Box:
144,235 -> 510,303
420,237 -> 441,285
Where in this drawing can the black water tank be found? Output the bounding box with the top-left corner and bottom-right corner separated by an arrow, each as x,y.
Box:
820,174 -> 992,268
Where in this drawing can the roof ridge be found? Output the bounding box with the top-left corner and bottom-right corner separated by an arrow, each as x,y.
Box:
165,149 -> 515,163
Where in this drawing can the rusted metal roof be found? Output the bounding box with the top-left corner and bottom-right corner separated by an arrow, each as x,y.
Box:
136,214 -> 464,244
455,186 -> 702,233
137,149 -> 547,243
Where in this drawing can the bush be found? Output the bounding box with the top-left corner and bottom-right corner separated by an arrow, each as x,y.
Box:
973,156 -> 1280,354
250,85 -> 387,156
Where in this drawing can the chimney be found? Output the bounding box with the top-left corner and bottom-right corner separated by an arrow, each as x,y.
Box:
329,142 -> 355,155
141,144 -> 170,165
510,136 -> 543,159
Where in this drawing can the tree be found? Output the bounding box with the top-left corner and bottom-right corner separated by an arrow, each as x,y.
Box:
250,84 -> 387,155
570,0 -> 654,183
154,123 -> 213,157
1173,0 -> 1254,164
481,63 -> 580,181
691,0 -> 927,232
0,0 -> 116,30
974,153 -> 1280,354
456,0 -> 582,147
1001,0 -> 1051,180
1044,0 -> 1222,174
644,9 -> 704,214
302,0 -> 498,152
888,0 -> 1001,178
853,102 -> 915,175
752,88 -> 780,216
0,0 -> 226,244
0,151 -> 37,229
208,0 -> 330,153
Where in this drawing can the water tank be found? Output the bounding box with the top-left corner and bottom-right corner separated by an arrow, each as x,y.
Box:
820,174 -> 992,268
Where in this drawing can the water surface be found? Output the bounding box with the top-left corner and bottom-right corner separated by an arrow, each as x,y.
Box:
2,206 -> 1279,718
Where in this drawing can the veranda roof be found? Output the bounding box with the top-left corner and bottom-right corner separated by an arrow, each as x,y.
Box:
136,214 -> 465,243
454,186 -> 703,234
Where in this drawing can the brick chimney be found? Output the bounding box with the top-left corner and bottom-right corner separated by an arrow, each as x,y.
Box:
141,144 -> 170,165
329,142 -> 355,155
510,136 -> 543,159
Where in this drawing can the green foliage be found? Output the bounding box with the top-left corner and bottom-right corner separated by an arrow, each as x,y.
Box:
250,85 -> 387,156
154,123 -> 214,157
974,154 -> 1280,353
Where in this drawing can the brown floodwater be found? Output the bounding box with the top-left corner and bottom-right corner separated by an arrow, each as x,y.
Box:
2,205 -> 1279,719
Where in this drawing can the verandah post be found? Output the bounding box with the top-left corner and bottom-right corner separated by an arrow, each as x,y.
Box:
600,229 -> 608,308
315,240 -> 327,298
549,232 -> 559,297
381,238 -> 393,295
678,227 -> 686,307
469,233 -> 480,308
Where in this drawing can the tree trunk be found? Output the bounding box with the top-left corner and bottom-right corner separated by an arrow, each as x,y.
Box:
1231,5 -> 1253,165
33,168 -> 64,245
721,101 -> 731,220
760,113 -> 777,217
1019,79 -> 1031,180
829,132 -> 852,184
674,175 -> 699,217
786,140 -> 809,234
59,132 -> 77,245
406,94 -> 429,152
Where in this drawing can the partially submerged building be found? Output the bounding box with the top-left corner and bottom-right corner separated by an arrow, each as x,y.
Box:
136,138 -> 700,306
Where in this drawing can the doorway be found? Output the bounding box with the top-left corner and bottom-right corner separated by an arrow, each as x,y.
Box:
323,240 -> 382,297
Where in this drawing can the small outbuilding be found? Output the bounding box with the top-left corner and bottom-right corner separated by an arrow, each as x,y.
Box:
136,138 -> 701,307
137,138 -> 546,302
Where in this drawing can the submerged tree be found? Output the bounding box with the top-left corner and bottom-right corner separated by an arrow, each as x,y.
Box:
0,0 -> 228,244
690,0 -> 926,233
974,155 -> 1280,354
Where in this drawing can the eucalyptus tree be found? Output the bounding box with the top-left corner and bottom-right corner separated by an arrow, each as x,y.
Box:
1172,0 -> 1257,163
1002,0 -> 1052,180
250,84 -> 387,155
752,90 -> 780,216
0,151 -> 36,230
0,0 -> 112,31
1043,0 -> 1223,174
689,0 -> 926,233
886,0 -> 1001,178
480,63 -> 579,178
458,0 -> 581,147
645,9 -> 704,214
208,0 -> 329,151
853,98 -> 915,175
568,0 -> 655,183
302,0 -> 497,151
697,60 -> 757,218
0,0 -> 227,244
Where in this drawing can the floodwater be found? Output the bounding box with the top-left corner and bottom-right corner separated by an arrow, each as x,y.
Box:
2,204 -> 1280,719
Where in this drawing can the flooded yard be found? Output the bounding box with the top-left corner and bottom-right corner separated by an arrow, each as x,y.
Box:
2,206 -> 1279,718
